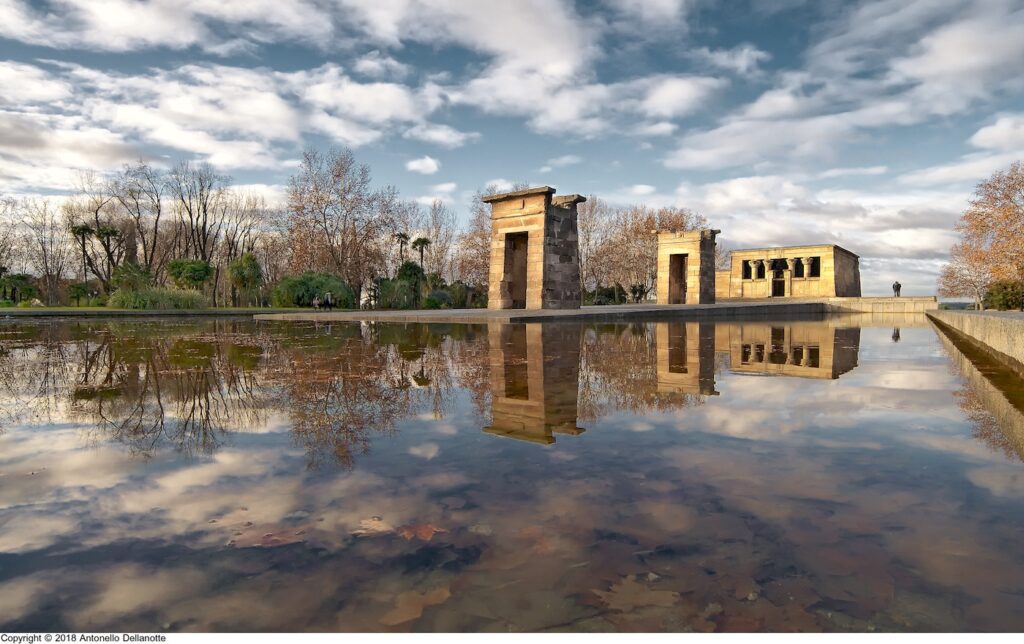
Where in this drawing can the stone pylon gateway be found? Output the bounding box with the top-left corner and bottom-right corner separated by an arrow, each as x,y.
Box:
654,229 -> 720,305
483,186 -> 584,310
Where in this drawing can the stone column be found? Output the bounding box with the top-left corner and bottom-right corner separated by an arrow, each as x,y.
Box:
786,258 -> 795,297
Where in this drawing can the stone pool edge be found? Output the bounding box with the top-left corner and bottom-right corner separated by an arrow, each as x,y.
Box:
927,310 -> 1024,374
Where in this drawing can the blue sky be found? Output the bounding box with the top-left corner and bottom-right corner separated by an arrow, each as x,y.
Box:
2,0 -> 1023,295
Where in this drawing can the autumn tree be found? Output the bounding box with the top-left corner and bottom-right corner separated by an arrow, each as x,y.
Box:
941,162 -> 1024,309
938,241 -> 993,310
600,205 -> 709,302
954,161 -> 1024,308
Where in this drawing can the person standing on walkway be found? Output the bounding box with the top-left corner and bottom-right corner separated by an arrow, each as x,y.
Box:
324,291 -> 334,311
892,281 -> 902,297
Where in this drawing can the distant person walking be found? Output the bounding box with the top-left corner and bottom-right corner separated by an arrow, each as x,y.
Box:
312,295 -> 321,310
892,328 -> 901,343
324,291 -> 334,311
892,281 -> 902,297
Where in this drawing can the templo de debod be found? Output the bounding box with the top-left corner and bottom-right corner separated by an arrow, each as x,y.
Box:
482,186 -> 862,310
484,186 -> 584,311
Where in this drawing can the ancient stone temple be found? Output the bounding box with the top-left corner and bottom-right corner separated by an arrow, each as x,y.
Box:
483,186 -> 583,310
655,229 -> 720,305
716,244 -> 861,299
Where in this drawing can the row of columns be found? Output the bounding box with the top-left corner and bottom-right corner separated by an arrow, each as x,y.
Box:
744,257 -> 811,279
744,342 -> 819,366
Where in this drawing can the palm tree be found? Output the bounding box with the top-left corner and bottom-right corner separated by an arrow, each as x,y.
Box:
411,237 -> 430,272
393,232 -> 410,266
70,223 -> 94,283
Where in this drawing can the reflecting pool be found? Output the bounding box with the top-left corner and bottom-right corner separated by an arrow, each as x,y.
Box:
2,314 -> 1024,632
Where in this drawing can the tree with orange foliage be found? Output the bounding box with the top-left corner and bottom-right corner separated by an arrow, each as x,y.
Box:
952,162 -> 1024,308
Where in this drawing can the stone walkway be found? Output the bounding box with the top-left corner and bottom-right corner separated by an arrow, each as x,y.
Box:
255,300 -> 830,323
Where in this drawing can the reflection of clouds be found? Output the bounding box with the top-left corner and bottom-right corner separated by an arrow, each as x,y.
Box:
70,564 -> 210,631
4,319 -> 1024,631
966,466 -> 1024,497
408,443 -> 440,459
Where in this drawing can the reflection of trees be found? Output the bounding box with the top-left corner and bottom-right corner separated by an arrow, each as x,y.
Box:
2,317 -> 713,464
70,321 -> 272,456
578,323 -> 705,423
0,323 -> 76,429
272,322 -> 489,468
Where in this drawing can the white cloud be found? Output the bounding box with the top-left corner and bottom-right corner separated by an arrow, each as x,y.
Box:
629,184 -> 656,196
430,182 -> 457,193
0,0 -> 334,53
690,44 -> 771,76
900,113 -> 1024,186
403,123 -> 479,148
817,166 -> 888,179
538,154 -> 582,173
0,62 -> 72,105
406,155 -> 440,174
352,50 -> 411,79
969,113 -> 1024,151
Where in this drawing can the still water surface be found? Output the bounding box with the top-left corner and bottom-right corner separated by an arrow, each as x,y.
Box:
2,315 -> 1024,632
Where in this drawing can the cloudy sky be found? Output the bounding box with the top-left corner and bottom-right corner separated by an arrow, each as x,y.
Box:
2,0 -> 1023,295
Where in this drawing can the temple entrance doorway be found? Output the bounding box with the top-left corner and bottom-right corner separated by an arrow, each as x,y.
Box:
668,254 -> 688,304
503,232 -> 528,308
771,261 -> 786,297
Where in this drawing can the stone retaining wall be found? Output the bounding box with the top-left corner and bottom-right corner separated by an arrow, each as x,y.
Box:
927,310 -> 1024,371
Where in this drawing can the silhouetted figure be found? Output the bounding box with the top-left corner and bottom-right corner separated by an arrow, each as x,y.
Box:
892,328 -> 901,343
892,281 -> 902,297
324,291 -> 334,311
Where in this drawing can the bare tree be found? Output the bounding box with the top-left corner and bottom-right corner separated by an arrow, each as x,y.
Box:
168,161 -> 228,264
939,241 -> 993,310
577,195 -> 612,293
110,161 -> 175,276
22,199 -> 72,305
62,172 -> 130,293
422,199 -> 456,281
287,147 -> 397,300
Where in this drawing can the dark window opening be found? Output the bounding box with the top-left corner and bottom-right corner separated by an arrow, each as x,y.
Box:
742,261 -> 752,280
756,262 -> 766,280
754,343 -> 765,362
794,259 -> 805,278
741,343 -> 752,364
807,346 -> 820,368
808,256 -> 821,278
769,327 -> 787,364
792,346 -> 804,365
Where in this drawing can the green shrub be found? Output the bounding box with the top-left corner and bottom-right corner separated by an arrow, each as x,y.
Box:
0,300 -> 13,308
396,260 -> 425,284
111,263 -> 153,292
448,282 -> 469,308
424,289 -> 452,309
167,259 -> 213,290
269,272 -> 355,308
984,280 -> 1024,310
108,287 -> 207,310
376,278 -> 417,309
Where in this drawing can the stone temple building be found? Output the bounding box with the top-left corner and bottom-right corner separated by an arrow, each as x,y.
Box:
484,186 -> 583,310
481,186 -> 863,310
716,244 -> 862,299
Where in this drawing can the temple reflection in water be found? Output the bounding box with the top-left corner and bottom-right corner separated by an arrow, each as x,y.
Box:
483,319 -> 863,444
483,323 -> 585,444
